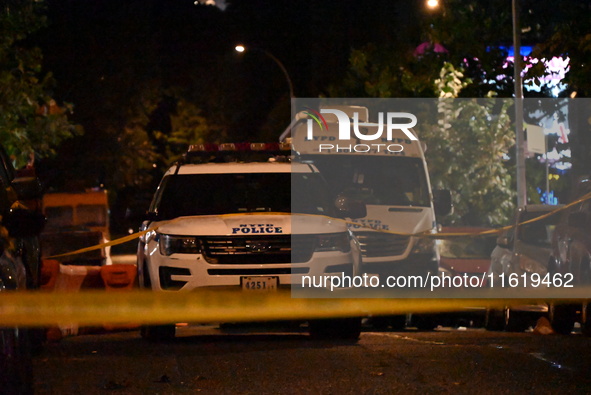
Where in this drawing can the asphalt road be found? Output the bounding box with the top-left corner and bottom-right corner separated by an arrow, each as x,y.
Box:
33,324 -> 591,394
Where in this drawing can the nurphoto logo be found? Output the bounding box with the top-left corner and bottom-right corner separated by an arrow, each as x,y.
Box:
306,109 -> 418,141
304,108 -> 418,153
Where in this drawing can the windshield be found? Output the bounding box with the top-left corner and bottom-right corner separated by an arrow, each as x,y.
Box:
45,206 -> 74,229
77,204 -> 108,227
152,172 -> 333,219
304,156 -> 430,207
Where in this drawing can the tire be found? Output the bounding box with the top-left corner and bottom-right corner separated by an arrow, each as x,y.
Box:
370,316 -> 391,330
549,303 -> 576,335
308,318 -> 362,342
581,302 -> 591,337
503,307 -> 529,332
484,308 -> 504,331
370,315 -> 406,331
0,327 -> 33,394
389,315 -> 407,331
412,314 -> 438,331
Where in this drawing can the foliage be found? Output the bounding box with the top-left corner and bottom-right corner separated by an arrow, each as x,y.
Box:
526,1 -> 591,97
0,0 -> 78,167
101,88 -> 220,190
422,63 -> 515,226
329,0 -> 518,99
153,99 -> 220,165
329,44 -> 450,98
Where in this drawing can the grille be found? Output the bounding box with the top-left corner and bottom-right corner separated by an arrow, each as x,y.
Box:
355,231 -> 409,258
199,235 -> 315,264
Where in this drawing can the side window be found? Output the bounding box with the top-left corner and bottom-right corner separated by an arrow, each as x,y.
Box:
45,206 -> 74,229
149,177 -> 168,214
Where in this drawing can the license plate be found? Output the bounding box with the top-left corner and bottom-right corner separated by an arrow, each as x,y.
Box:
241,276 -> 278,291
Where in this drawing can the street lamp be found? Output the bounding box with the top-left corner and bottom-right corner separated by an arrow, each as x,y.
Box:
235,44 -> 295,114
426,0 -> 439,9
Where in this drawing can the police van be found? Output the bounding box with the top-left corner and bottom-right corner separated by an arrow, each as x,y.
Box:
285,105 -> 451,280
137,143 -> 365,340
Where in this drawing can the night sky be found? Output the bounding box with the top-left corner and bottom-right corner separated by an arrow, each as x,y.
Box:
38,0 -> 422,134
29,0 -> 588,204
31,0 -> 427,190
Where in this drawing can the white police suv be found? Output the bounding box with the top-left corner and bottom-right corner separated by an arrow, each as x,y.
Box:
137,143 -> 365,340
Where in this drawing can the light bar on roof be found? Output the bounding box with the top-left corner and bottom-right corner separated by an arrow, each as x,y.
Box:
217,143 -> 237,151
188,143 -> 219,152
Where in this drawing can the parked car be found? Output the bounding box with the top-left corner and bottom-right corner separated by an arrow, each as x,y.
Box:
485,204 -> 563,332
438,227 -> 497,281
138,143 -> 365,341
41,190 -> 110,266
548,178 -> 591,335
0,144 -> 46,394
419,227 -> 497,328
0,147 -> 45,288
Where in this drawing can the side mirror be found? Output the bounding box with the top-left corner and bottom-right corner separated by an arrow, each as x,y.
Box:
433,189 -> 453,217
334,196 -> 367,219
3,208 -> 46,238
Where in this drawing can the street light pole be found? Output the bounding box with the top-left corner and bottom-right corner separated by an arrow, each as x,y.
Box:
512,0 -> 527,207
235,45 -> 295,115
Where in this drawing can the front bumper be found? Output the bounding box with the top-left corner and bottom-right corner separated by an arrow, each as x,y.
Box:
144,247 -> 359,291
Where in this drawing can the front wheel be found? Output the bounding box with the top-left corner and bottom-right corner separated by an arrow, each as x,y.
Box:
581,302 -> 591,337
503,307 -> 530,332
308,318 -> 361,342
484,308 -> 504,331
549,303 -> 576,335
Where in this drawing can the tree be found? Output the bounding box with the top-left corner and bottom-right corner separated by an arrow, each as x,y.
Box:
153,99 -> 221,164
529,1 -> 591,177
0,0 -> 77,167
423,63 -> 515,225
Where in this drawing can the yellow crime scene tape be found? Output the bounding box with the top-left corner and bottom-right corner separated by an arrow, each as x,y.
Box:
1,288 -> 589,327
2,191 -> 588,327
48,190 -> 591,259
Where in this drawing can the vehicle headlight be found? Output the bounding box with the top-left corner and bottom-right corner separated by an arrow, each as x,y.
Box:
315,232 -> 351,253
412,236 -> 436,254
159,234 -> 200,256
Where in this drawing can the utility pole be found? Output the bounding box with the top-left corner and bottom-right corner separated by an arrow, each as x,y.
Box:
513,0 -> 527,207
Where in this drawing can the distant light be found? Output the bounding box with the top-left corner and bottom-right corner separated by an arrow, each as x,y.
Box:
427,0 -> 439,9
235,45 -> 245,53
194,0 -> 227,10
